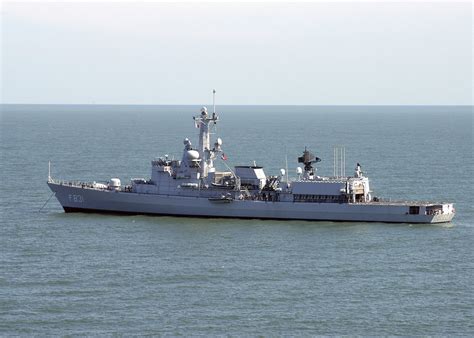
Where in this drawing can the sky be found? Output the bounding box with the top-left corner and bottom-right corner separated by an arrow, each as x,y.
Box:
1,1 -> 472,105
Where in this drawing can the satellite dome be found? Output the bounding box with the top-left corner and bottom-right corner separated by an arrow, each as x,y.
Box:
186,150 -> 200,160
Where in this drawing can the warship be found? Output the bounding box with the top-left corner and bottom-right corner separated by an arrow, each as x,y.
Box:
47,96 -> 455,223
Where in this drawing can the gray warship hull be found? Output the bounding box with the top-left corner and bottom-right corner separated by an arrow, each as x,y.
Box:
46,102 -> 455,224
47,182 -> 455,224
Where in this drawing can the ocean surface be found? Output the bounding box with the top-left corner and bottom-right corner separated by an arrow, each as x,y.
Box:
0,104 -> 473,335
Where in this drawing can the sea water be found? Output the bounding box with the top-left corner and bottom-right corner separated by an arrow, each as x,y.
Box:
0,105 -> 472,335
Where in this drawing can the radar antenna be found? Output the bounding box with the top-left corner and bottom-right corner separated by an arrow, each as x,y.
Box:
298,147 -> 321,170
298,147 -> 321,177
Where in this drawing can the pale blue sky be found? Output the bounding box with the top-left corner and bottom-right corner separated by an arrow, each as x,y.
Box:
1,2 -> 472,105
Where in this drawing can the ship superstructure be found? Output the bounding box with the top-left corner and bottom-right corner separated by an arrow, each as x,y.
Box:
47,100 -> 455,223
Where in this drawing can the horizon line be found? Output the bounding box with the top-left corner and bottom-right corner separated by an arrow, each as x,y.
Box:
1,103 -> 472,107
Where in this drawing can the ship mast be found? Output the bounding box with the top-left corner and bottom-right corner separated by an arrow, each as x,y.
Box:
194,90 -> 219,178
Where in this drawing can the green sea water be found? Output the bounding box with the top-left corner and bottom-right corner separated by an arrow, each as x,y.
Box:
0,105 -> 472,335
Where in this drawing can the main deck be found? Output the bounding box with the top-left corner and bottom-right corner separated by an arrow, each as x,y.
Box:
47,181 -> 455,223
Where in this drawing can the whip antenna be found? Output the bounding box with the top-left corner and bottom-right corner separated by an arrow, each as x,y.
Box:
212,89 -> 216,114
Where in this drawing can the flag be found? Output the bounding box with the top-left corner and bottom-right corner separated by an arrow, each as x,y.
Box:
221,153 -> 228,161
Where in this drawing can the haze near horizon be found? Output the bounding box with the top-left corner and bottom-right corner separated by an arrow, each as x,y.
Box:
1,2 -> 472,105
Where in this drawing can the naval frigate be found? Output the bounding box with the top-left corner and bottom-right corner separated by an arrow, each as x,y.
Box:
47,98 -> 455,224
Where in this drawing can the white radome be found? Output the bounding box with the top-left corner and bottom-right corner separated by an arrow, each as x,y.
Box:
186,150 -> 200,160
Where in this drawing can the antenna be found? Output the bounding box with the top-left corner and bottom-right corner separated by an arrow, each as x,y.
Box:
341,147 -> 344,177
48,161 -> 51,182
333,145 -> 345,178
285,154 -> 289,183
212,89 -> 216,114
342,147 -> 346,177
